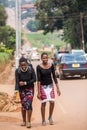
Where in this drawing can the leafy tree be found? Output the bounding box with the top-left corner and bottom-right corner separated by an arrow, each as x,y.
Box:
35,0 -> 87,50
0,26 -> 16,49
26,20 -> 39,32
0,5 -> 16,49
63,18 -> 81,49
35,0 -> 64,34
0,5 -> 7,26
63,0 -> 87,49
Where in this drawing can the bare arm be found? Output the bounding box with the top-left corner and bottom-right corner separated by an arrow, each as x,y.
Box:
51,64 -> 61,96
36,65 -> 41,99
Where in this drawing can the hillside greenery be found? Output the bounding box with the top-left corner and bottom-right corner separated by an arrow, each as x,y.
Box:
26,32 -> 66,49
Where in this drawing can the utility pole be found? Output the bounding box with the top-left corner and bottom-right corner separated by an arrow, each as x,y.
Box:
18,0 -> 21,50
80,12 -> 85,51
15,0 -> 19,68
15,0 -> 22,68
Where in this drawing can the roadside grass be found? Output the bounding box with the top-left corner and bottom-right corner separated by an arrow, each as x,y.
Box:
26,32 -> 66,48
0,52 -> 10,64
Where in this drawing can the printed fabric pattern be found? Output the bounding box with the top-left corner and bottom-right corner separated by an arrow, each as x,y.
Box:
20,87 -> 34,110
40,84 -> 55,103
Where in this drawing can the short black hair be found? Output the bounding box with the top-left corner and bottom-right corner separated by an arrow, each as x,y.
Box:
41,52 -> 48,58
19,57 -> 27,64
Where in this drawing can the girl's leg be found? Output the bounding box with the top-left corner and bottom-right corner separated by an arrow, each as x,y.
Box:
26,101 -> 33,128
26,110 -> 32,128
21,109 -> 26,126
41,102 -> 46,124
48,101 -> 55,125
49,101 -> 55,118
21,109 -> 26,123
27,110 -> 32,122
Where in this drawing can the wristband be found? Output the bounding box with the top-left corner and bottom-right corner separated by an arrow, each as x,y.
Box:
24,82 -> 27,85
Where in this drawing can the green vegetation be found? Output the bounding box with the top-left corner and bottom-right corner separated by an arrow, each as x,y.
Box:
0,52 -> 10,64
0,5 -> 16,50
0,5 -> 7,26
26,20 -> 39,32
0,26 -> 16,49
35,0 -> 87,51
26,32 -> 66,48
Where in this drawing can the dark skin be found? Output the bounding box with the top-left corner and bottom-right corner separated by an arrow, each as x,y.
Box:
14,61 -> 32,125
14,62 -> 27,99
19,62 -> 28,86
37,54 -> 61,99
37,54 -> 61,125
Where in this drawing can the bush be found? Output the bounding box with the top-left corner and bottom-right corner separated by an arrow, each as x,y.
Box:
0,46 -> 13,55
26,20 -> 39,32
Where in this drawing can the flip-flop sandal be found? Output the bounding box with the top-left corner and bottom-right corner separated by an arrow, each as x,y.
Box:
48,117 -> 54,125
21,122 -> 26,126
26,122 -> 31,128
42,120 -> 46,126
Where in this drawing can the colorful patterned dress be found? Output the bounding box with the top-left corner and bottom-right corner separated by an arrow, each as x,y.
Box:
15,66 -> 36,110
36,64 -> 58,103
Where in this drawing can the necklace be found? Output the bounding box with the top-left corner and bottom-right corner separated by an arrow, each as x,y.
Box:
41,63 -> 51,69
20,66 -> 28,72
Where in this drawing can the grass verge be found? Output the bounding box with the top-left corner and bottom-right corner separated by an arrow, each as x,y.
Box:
26,32 -> 66,48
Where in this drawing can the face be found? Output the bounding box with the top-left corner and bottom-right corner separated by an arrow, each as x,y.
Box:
20,62 -> 27,71
41,54 -> 48,64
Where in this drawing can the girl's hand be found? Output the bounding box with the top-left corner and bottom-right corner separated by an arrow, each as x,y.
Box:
13,91 -> 20,103
19,81 -> 24,86
37,93 -> 41,100
57,88 -> 61,96
13,91 -> 19,100
13,92 -> 16,100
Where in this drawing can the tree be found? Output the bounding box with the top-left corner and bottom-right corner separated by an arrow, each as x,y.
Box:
26,20 -> 39,32
35,0 -> 87,51
35,0 -> 64,34
0,5 -> 7,26
63,0 -> 87,50
0,26 -> 16,49
0,5 -> 16,49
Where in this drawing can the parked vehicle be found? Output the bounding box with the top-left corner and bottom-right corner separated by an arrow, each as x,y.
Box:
83,53 -> 87,61
31,52 -> 40,61
71,49 -> 85,55
58,54 -> 87,79
53,51 -> 69,66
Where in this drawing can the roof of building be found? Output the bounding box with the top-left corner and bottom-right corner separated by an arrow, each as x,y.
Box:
21,4 -> 35,9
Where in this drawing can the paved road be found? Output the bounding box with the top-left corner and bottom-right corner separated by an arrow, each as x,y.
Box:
0,60 -> 87,130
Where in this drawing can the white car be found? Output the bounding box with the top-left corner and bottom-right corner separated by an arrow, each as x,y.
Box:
31,52 -> 40,61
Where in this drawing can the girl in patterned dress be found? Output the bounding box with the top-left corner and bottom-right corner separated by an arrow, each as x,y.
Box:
14,57 -> 36,128
36,52 -> 61,125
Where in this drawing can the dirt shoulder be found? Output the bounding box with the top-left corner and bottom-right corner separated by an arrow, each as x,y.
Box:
0,61 -> 15,84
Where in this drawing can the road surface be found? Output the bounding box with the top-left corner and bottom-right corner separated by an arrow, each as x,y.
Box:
0,60 -> 87,130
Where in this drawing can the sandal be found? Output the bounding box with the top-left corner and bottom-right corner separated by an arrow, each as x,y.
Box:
48,117 -> 54,125
21,122 -> 26,126
42,120 -> 46,126
26,122 -> 31,128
